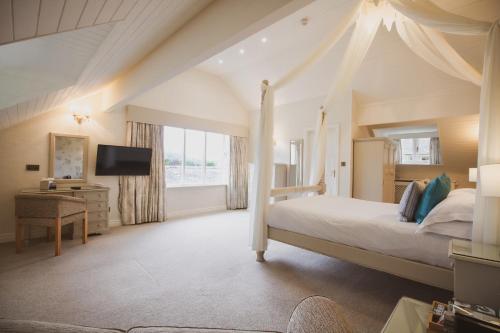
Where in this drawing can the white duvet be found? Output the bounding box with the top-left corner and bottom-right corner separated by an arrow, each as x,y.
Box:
267,195 -> 453,268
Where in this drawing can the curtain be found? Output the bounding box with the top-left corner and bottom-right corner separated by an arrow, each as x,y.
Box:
308,110 -> 328,185
387,0 -> 500,245
227,136 -> 248,209
119,122 -> 167,225
429,137 -> 441,165
249,2 -> 364,252
393,139 -> 402,164
473,21 -> 500,245
250,82 -> 274,252
395,18 -> 481,85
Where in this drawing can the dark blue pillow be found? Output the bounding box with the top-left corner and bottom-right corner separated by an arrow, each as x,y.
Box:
415,174 -> 451,224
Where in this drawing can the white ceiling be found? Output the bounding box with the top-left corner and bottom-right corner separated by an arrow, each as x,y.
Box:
0,0 -> 135,45
0,0 -> 212,129
197,0 -> 499,110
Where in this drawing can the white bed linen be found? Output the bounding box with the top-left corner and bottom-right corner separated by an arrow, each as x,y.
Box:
267,195 -> 452,268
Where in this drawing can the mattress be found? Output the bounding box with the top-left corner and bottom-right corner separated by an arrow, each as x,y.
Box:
267,195 -> 452,268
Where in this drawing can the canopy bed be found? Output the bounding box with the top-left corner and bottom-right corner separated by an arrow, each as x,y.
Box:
249,0 -> 500,290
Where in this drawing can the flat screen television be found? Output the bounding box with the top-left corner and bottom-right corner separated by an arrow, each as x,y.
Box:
95,144 -> 152,176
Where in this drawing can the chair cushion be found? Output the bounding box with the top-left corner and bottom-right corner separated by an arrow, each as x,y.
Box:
415,174 -> 451,224
287,296 -> 352,333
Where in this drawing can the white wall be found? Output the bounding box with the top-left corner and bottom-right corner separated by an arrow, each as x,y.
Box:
130,68 -> 250,219
0,68 -> 251,242
268,92 -> 353,197
131,69 -> 249,126
0,92 -> 126,242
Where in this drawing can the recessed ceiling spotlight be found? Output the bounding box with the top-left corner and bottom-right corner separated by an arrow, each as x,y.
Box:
218,59 -> 223,64
261,37 -> 268,43
239,48 -> 245,54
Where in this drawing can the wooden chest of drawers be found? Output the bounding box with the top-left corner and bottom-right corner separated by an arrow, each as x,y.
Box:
20,186 -> 110,236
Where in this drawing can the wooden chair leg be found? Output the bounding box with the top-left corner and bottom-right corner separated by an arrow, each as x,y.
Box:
15,219 -> 23,254
82,210 -> 88,244
55,217 -> 62,256
46,227 -> 51,242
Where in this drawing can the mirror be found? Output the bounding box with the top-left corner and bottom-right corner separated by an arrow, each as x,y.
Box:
289,139 -> 304,186
49,133 -> 89,183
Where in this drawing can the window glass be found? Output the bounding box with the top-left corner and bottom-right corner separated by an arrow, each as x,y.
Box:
400,137 -> 431,165
205,132 -> 229,185
184,129 -> 205,185
164,126 -> 184,186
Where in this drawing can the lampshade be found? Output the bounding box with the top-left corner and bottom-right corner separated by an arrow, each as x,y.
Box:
479,164 -> 500,197
469,168 -> 477,182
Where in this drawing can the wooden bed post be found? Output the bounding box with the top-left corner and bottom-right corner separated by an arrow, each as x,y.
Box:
256,251 -> 265,262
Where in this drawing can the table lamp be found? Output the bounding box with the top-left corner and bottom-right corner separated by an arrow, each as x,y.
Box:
479,164 -> 500,197
469,168 -> 477,183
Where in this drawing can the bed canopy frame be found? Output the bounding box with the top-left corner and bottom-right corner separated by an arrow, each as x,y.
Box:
249,0 -> 500,284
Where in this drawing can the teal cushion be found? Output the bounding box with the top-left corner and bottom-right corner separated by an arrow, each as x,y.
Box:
415,174 -> 451,224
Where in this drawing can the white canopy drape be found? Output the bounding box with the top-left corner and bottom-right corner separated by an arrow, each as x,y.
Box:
250,0 -> 500,253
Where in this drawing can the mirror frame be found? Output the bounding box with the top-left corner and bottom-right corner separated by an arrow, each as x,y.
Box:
49,133 -> 89,183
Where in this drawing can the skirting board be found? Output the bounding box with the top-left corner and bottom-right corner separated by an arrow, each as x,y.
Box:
167,206 -> 227,219
268,226 -> 454,291
109,219 -> 122,228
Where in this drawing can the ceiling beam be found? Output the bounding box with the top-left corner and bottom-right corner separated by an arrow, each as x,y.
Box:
101,0 -> 312,112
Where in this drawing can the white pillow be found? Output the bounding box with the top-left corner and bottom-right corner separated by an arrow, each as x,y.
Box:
417,188 -> 475,239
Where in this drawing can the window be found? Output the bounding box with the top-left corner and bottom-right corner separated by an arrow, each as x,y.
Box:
164,126 -> 229,186
400,138 -> 431,165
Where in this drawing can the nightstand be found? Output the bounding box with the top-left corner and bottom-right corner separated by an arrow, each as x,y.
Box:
449,239 -> 500,310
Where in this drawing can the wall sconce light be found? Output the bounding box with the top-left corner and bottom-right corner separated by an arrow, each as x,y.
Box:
70,105 -> 91,124
469,168 -> 477,183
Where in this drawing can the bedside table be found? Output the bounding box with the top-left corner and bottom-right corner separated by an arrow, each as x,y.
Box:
449,239 -> 500,310
381,297 -> 433,333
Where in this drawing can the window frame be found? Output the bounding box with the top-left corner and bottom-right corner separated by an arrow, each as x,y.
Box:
164,126 -> 229,188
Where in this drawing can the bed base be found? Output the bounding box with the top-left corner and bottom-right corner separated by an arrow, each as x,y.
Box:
264,226 -> 454,291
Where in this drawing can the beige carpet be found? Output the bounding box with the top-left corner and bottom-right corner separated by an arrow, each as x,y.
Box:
0,211 -> 451,332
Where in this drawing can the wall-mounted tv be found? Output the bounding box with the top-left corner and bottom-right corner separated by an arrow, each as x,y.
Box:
95,144 -> 152,176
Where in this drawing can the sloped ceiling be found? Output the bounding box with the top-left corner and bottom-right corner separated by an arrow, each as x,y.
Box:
0,0 -> 136,45
197,0 -> 499,110
0,0 -> 212,129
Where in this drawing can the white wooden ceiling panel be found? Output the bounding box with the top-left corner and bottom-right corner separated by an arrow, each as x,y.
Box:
77,0 -> 106,28
112,0 -> 137,21
0,1 -> 14,44
37,0 -> 66,36
1,0 -> 136,46
12,0 -> 40,40
0,0 -> 212,129
95,0 -> 122,24
58,0 -> 87,32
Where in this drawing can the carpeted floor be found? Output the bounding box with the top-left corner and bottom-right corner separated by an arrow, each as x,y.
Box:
0,211 -> 451,332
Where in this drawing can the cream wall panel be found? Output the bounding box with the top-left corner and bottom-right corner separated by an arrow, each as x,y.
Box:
130,69 -> 249,127
58,0 -> 88,32
0,0 -> 14,44
12,0 -> 39,40
37,0 -> 66,35
78,0 -> 106,28
0,92 -> 126,238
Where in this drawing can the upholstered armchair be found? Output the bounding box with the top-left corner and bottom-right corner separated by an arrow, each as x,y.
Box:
15,194 -> 88,256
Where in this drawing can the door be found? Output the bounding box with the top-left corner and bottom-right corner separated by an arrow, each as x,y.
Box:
304,125 -> 340,195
